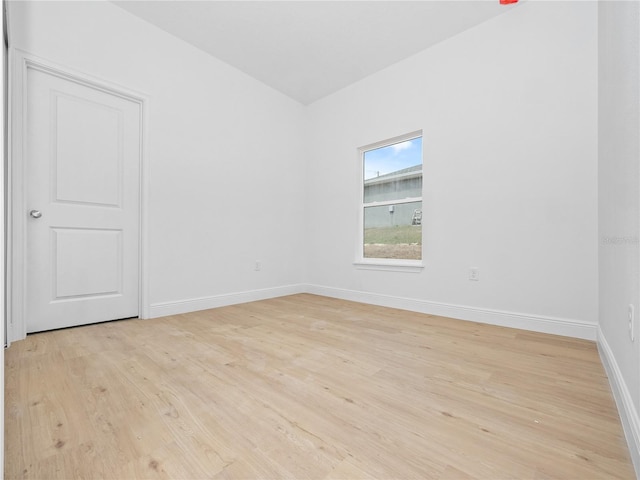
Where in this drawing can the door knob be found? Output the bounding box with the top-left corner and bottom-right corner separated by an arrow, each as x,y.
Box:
29,210 -> 42,219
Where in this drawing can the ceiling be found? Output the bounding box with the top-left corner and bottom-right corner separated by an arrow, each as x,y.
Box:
113,1 -> 515,105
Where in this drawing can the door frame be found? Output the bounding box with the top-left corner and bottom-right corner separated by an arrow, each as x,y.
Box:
7,49 -> 150,344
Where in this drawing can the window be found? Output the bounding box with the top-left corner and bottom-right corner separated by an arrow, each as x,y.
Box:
358,132 -> 423,266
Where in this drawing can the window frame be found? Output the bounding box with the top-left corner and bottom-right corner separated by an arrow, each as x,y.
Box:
354,130 -> 424,272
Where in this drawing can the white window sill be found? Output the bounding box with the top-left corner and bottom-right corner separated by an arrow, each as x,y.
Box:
353,260 -> 424,273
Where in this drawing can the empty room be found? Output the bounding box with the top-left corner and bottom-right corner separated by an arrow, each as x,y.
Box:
2,0 -> 640,478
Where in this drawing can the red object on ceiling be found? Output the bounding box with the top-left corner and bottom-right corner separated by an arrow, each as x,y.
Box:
500,0 -> 518,4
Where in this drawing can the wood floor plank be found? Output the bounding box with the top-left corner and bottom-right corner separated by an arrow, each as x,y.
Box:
4,294 -> 635,479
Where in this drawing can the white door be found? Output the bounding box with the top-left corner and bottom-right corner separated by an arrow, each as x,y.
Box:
25,67 -> 140,333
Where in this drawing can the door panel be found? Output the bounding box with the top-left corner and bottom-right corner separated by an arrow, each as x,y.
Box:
52,228 -> 122,300
26,67 -> 140,333
54,93 -> 123,207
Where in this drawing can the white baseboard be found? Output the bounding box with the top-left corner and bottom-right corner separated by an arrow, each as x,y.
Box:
597,327 -> 640,477
149,283 -> 597,340
304,284 -> 597,340
149,284 -> 306,318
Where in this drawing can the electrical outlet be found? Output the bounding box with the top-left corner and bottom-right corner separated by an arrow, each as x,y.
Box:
629,304 -> 635,341
469,267 -> 479,281
254,260 -> 261,272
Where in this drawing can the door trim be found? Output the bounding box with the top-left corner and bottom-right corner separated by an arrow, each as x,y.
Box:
8,49 -> 150,343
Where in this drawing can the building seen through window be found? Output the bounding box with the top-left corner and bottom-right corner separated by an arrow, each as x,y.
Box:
362,134 -> 422,261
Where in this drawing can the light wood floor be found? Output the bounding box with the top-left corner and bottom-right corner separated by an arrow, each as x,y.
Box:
5,294 -> 635,479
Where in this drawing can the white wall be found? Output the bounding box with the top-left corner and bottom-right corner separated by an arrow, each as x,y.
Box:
5,1 -> 601,334
598,0 -> 640,472
8,0 -> 308,317
1,0 -> 6,474
305,2 -> 599,338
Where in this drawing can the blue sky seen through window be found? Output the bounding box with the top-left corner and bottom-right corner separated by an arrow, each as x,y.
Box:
364,137 -> 422,180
